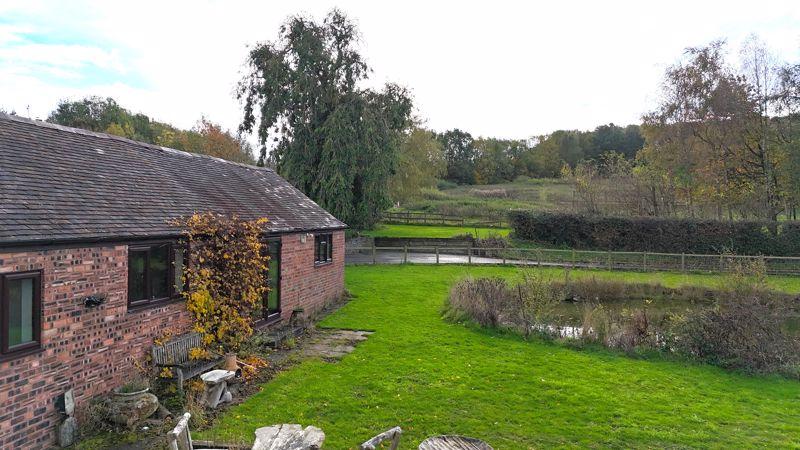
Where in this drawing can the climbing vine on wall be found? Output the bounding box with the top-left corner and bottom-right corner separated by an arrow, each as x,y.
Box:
173,213 -> 270,352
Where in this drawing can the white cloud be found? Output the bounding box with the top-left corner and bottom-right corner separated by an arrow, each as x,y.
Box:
1,0 -> 799,139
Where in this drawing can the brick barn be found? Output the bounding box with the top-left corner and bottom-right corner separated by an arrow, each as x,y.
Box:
0,113 -> 346,449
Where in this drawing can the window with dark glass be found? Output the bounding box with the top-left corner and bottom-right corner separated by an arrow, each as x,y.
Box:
1,271 -> 41,357
128,243 -> 186,307
314,233 -> 333,264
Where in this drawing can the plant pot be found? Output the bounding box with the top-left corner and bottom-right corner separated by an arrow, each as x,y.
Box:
223,352 -> 238,371
108,387 -> 159,427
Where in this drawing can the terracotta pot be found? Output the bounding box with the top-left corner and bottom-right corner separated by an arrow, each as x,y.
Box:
223,352 -> 238,371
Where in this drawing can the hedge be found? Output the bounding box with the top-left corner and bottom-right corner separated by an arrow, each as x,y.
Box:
508,211 -> 800,256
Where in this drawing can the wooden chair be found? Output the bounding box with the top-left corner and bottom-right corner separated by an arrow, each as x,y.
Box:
360,427 -> 402,450
168,413 -> 193,450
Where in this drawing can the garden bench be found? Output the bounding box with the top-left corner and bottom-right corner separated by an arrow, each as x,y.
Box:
152,332 -> 224,394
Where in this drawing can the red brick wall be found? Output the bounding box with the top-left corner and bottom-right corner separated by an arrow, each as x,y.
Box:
0,244 -> 191,449
0,231 -> 345,449
278,231 -> 346,320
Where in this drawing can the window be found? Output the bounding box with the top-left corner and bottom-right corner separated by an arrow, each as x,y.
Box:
128,243 -> 186,308
314,233 -> 333,264
1,271 -> 42,358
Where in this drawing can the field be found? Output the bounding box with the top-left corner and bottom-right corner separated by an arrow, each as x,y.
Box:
400,178 -> 574,218
201,265 -> 800,448
360,224 -> 511,239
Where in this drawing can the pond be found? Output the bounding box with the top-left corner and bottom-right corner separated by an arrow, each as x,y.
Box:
545,295 -> 800,337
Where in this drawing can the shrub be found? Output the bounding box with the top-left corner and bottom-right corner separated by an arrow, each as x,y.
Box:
446,270 -> 799,376
173,213 -> 270,352
579,303 -> 613,343
609,307 -> 662,353
447,277 -> 508,328
506,272 -> 563,338
473,233 -> 510,257
436,179 -> 458,190
509,211 -> 800,256
419,187 -> 450,201
671,293 -> 800,374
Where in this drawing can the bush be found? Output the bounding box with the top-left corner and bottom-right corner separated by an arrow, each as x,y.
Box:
447,269 -> 799,376
418,187 -> 450,201
509,211 -> 800,256
473,234 -> 510,257
670,258 -> 800,374
506,272 -> 563,338
579,303 -> 612,343
671,293 -> 800,374
173,213 -> 270,352
447,277 -> 508,328
436,179 -> 458,190
556,277 -> 717,304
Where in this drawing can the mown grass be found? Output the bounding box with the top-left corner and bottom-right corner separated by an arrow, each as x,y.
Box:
201,265 -> 800,448
360,224 -> 511,239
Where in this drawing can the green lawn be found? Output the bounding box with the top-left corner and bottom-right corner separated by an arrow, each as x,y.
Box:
360,224 -> 511,239
203,265 -> 800,448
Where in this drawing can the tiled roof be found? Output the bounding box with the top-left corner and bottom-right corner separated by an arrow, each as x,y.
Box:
0,113 -> 346,247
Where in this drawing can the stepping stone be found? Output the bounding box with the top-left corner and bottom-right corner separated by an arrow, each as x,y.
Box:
252,424 -> 325,450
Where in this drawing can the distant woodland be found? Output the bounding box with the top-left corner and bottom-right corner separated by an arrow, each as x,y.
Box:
39,10 -> 800,227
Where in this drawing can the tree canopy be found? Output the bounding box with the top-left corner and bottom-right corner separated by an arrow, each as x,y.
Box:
389,127 -> 445,204
238,9 -> 413,229
48,96 -> 255,164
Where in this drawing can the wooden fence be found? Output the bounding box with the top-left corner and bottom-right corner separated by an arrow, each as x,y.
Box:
382,211 -> 506,228
345,245 -> 800,275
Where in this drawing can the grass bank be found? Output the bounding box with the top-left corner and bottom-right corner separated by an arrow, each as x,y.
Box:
402,178 -> 574,218
202,265 -> 800,448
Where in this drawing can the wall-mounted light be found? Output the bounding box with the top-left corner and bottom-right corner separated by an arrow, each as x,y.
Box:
83,295 -> 106,308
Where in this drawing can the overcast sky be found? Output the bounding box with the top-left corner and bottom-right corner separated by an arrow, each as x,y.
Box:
1,0 -> 798,140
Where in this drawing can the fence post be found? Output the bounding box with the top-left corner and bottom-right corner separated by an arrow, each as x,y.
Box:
372,242 -> 376,265
537,249 -> 541,266
572,249 -> 576,268
681,253 -> 685,273
403,245 -> 408,264
719,255 -> 724,273
468,247 -> 472,264
435,247 -> 439,264
607,251 -> 611,271
502,251 -> 506,265
643,252 -> 648,272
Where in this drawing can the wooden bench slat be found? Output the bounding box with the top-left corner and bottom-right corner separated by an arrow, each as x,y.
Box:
152,332 -> 224,394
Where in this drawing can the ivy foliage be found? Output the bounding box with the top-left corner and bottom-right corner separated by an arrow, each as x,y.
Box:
174,213 -> 270,351
238,9 -> 413,229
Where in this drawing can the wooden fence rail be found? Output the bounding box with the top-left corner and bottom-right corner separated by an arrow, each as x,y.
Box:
345,245 -> 800,275
382,211 -> 506,228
